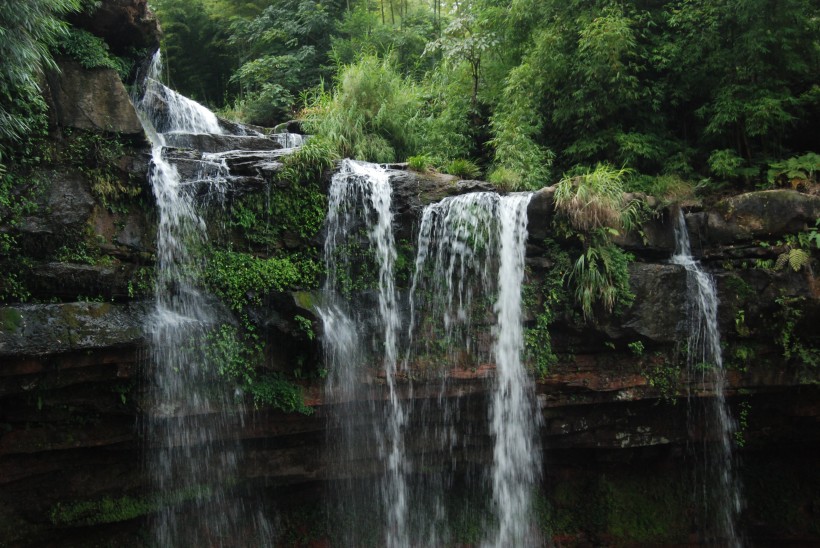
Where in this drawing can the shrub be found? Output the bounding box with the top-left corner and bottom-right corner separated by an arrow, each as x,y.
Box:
567,235 -> 634,321
488,166 -> 523,192
300,54 -> 422,162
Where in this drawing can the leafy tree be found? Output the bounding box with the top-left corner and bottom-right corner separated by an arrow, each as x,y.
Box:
0,0 -> 80,159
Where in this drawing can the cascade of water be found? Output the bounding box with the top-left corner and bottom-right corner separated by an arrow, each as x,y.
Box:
272,132 -> 305,149
671,209 -> 742,546
320,159 -> 407,547
484,193 -> 540,547
406,192 -> 540,546
404,192 -> 501,545
136,52 -> 271,545
140,52 -> 223,136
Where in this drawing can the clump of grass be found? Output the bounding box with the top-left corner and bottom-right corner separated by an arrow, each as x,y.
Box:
407,154 -> 432,172
300,54 -> 421,163
488,166 -> 523,191
555,163 -> 638,232
444,158 -> 480,179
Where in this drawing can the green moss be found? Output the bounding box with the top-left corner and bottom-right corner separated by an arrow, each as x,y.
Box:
292,290 -> 318,311
248,373 -> 313,415
0,307 -> 22,331
524,239 -> 571,377
60,128 -> 140,212
602,474 -> 689,543
229,161 -> 327,249
543,470 -> 689,543
50,486 -> 213,527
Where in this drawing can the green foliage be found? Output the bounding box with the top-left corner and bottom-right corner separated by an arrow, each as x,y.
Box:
487,166 -> 522,192
774,294 -> 820,367
278,135 -> 339,184
628,341 -> 645,356
203,323 -> 313,415
708,149 -> 756,180
203,249 -> 320,311
57,27 -> 132,79
407,154 -> 432,172
55,242 -> 102,265
60,129 -> 140,211
554,164 -> 640,233
301,54 -> 422,162
644,357 -> 682,403
248,373 -> 313,415
524,240 -> 571,376
50,486 -> 212,526
443,158 -> 480,179
489,33 -> 555,190
567,236 -> 635,321
0,0 -> 80,152
425,10 -> 497,106
230,156 -> 328,249
767,153 -> 820,188
775,248 -> 811,272
627,174 -> 696,204
293,314 -> 315,341
204,324 -> 258,385
734,400 -> 751,448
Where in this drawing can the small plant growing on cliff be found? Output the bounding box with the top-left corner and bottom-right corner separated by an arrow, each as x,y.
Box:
293,314 -> 315,341
407,155 -> 432,172
554,164 -> 638,232
566,234 -> 634,321
628,341 -> 645,356
444,158 -> 481,179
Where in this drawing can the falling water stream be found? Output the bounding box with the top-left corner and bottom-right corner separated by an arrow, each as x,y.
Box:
320,160 -> 407,547
323,179 -> 540,545
136,52 -> 272,546
672,209 -> 741,546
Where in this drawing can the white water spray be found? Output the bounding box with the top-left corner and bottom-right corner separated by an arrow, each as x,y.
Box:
407,192 -> 541,546
484,193 -> 540,547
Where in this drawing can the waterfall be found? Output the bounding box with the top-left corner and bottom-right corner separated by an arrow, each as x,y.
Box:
406,192 -> 541,546
485,194 -> 540,547
672,209 -> 742,546
320,159 -> 407,547
140,53 -> 223,136
136,51 -> 272,546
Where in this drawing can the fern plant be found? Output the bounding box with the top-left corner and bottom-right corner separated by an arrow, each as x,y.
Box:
767,153 -> 820,188
566,230 -> 635,321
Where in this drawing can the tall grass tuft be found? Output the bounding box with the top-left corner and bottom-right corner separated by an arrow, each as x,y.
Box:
554,163 -> 639,233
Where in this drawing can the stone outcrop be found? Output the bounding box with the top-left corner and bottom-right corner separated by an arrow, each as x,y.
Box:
67,0 -> 161,55
46,60 -> 145,137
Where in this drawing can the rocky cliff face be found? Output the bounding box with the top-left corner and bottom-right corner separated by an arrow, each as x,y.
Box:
1,2 -> 819,546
